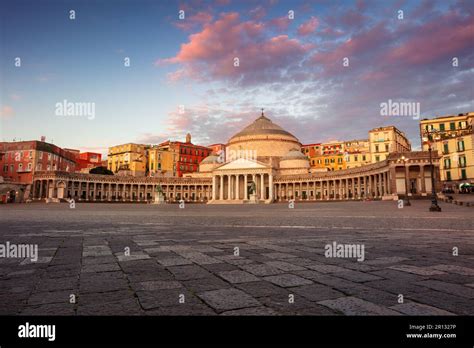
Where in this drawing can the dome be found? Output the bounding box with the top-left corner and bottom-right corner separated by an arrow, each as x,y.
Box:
227,111 -> 301,158
281,149 -> 307,161
200,154 -> 220,164
229,114 -> 298,141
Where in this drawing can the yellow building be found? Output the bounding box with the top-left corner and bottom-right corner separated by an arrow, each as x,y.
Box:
107,143 -> 148,177
319,141 -> 346,171
344,139 -> 371,169
148,146 -> 177,177
369,126 -> 411,163
419,112 -> 474,190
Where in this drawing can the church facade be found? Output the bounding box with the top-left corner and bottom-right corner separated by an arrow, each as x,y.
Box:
30,113 -> 441,203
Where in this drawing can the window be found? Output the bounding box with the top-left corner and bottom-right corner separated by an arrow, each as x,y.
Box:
354,156 -> 358,162
458,121 -> 466,129
444,158 -> 451,169
446,171 -> 451,181
375,156 -> 380,162
48,153 -> 52,160
459,156 -> 466,167
439,123 -> 445,131
375,145 -> 379,153
324,159 -> 329,165
457,140 -> 465,151
461,169 -> 467,180
27,163 -> 32,171
10,165 -> 13,172
450,122 -> 455,130
29,151 -> 33,159
362,155 -> 366,161
443,143 -> 449,154
385,144 -> 389,152
3,165 -> 7,172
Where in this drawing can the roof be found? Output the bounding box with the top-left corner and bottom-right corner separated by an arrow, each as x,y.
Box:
281,149 -> 308,160
200,154 -> 220,164
229,113 -> 298,141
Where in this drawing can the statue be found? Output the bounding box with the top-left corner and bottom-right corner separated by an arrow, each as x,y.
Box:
152,184 -> 165,204
248,181 -> 258,204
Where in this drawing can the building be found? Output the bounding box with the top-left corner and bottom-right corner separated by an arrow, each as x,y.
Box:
107,143 -> 148,176
344,139 -> 371,169
369,126 -> 411,163
32,112 -> 441,204
148,146 -> 176,177
419,112 -> 474,191
208,143 -> 226,155
65,150 -> 102,173
0,140 -> 76,184
159,134 -> 212,177
0,140 -> 76,202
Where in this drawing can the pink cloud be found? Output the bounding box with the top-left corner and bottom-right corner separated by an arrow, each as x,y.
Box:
269,16 -> 291,31
385,12 -> 474,65
297,16 -> 319,36
160,12 -> 311,85
174,11 -> 213,31
0,105 -> 14,119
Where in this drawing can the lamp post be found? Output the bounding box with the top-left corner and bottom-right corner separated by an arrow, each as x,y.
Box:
422,129 -> 442,212
400,155 -> 411,206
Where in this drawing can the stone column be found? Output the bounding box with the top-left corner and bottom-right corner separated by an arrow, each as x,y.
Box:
85,181 -> 89,201
244,174 -> 248,200
260,174 -> 265,200
39,180 -> 43,199
212,176 -> 217,200
269,174 -> 273,202
219,175 -> 224,200
227,175 -> 232,200
108,183 -> 112,201
235,174 -> 239,200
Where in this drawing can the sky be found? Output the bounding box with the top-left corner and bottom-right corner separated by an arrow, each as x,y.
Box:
1,0 -> 473,156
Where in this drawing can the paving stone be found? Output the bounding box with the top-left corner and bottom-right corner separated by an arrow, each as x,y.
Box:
389,265 -> 446,276
138,280 -> 182,290
21,303 -> 75,315
115,252 -> 150,262
82,263 -> 120,273
28,290 -> 72,306
262,252 -> 297,259
430,264 -> 474,276
217,270 -> 259,284
197,288 -> 260,312
407,291 -> 474,315
136,289 -> 200,310
306,264 -> 350,273
221,306 -> 277,315
265,261 -> 306,272
389,302 -> 455,315
318,296 -> 401,315
78,290 -> 135,306
167,265 -> 212,280
290,284 -> 345,302
332,270 -> 383,283
182,276 -> 230,292
415,280 -> 474,299
236,281 -> 290,298
240,263 -> 284,276
263,274 -> 313,287
78,298 -> 142,315
156,257 -> 193,267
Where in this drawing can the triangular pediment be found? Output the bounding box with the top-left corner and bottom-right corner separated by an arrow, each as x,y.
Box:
214,158 -> 269,171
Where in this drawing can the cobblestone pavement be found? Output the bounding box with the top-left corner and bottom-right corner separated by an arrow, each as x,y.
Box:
1,201 -> 473,316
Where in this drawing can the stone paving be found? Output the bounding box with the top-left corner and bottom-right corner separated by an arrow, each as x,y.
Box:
0,200 -> 473,316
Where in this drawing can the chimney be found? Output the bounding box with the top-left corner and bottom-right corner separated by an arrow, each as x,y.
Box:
186,133 -> 191,143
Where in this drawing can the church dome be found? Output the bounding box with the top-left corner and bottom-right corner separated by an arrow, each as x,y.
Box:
281,149 -> 307,161
200,154 -> 220,164
227,111 -> 301,158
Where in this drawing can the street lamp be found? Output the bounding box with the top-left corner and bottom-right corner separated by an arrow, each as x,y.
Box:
400,155 -> 411,206
422,128 -> 442,212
